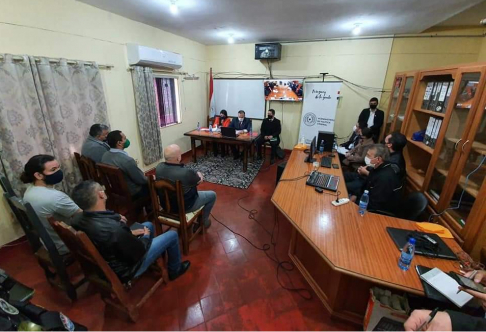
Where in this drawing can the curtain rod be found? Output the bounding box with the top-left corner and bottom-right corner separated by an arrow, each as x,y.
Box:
127,67 -> 188,75
0,54 -> 114,70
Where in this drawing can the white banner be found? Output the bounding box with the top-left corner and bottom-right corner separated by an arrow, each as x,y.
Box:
299,82 -> 342,144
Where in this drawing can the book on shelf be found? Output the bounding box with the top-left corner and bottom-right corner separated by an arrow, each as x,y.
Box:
431,119 -> 443,148
429,82 -> 443,111
435,82 -> 450,113
422,82 -> 434,109
456,81 -> 479,109
443,81 -> 454,110
424,117 -> 435,146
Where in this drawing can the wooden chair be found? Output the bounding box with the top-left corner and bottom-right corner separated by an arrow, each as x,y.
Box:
96,163 -> 151,224
50,220 -> 165,322
0,175 -> 16,197
147,175 -> 204,255
4,195 -> 86,301
74,152 -> 89,181
74,153 -> 101,183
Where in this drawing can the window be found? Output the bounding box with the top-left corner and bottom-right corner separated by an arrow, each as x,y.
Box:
154,77 -> 181,127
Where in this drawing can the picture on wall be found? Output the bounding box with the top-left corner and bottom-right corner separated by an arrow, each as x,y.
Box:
264,79 -> 303,101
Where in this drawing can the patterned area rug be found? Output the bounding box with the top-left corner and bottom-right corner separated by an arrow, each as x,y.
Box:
185,154 -> 264,189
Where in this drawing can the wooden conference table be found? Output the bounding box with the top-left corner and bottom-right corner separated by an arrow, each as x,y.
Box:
184,129 -> 259,172
272,149 -> 462,325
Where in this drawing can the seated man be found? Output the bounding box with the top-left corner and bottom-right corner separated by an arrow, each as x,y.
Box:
71,180 -> 190,282
229,110 -> 252,159
101,130 -> 149,200
81,124 -> 110,163
156,144 -> 216,229
340,122 -> 364,150
342,127 -> 374,168
213,110 -> 231,157
358,97 -> 384,142
383,131 -> 407,181
351,144 -> 402,214
256,108 -> 281,164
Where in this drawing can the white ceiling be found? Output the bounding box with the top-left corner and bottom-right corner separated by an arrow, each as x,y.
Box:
77,0 -> 486,45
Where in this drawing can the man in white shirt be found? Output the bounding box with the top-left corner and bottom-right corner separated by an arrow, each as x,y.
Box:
358,97 -> 384,142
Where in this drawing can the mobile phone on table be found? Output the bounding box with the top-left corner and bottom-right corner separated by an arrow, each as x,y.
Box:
332,164 -> 339,169
450,272 -> 486,293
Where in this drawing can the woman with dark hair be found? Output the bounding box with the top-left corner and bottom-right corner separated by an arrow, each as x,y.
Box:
213,110 -> 231,157
21,155 -> 81,255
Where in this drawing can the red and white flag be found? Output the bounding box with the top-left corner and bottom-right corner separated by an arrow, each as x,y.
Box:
209,67 -> 215,118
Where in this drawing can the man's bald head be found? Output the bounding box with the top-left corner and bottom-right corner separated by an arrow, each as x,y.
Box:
164,144 -> 182,163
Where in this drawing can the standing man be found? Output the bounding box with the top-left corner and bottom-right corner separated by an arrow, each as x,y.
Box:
358,97 -> 384,142
101,130 -> 149,200
229,110 -> 252,159
156,144 -> 216,230
81,124 -> 110,163
256,109 -> 281,165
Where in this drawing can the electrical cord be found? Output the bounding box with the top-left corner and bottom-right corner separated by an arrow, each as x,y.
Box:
428,155 -> 486,222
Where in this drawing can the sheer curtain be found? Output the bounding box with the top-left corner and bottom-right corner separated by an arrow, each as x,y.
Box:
131,66 -> 163,165
0,54 -> 109,194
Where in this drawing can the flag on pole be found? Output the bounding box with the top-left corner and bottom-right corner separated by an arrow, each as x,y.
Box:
209,67 -> 215,118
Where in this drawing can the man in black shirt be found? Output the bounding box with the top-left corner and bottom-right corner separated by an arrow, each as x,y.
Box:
71,180 -> 189,283
384,131 -> 407,181
256,109 -> 282,164
156,144 -> 216,229
358,97 -> 384,142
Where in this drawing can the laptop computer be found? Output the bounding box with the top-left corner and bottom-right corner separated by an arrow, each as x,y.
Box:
306,171 -> 340,192
386,227 -> 457,260
221,127 -> 237,138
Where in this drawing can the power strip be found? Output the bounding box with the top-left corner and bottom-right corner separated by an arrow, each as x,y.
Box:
331,198 -> 350,207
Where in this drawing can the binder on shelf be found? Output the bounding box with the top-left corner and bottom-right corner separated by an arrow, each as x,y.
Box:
435,82 -> 450,113
422,82 -> 434,109
429,82 -> 443,111
431,119 -> 442,148
426,82 -> 438,110
424,117 -> 434,146
443,81 -> 454,111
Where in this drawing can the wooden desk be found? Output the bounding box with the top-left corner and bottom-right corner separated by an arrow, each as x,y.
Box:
271,149 -> 462,325
184,130 -> 259,172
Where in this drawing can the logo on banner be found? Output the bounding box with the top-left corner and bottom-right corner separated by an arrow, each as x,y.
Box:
303,112 -> 317,126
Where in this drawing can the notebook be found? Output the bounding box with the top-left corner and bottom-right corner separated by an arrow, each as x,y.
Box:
420,268 -> 473,308
416,265 -> 450,303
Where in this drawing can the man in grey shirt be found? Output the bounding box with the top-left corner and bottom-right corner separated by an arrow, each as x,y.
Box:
81,124 -> 110,163
156,144 -> 216,228
101,130 -> 149,199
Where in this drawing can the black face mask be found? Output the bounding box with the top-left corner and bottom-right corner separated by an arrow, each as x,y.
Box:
370,104 -> 377,110
267,115 -> 274,119
220,115 -> 226,119
43,169 -> 64,185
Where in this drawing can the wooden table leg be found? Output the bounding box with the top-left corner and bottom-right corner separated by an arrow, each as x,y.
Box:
191,138 -> 196,163
243,145 -> 248,172
250,142 -> 254,162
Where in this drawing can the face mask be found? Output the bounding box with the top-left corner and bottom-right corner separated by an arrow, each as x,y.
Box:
220,115 -> 226,119
268,115 -> 273,120
353,125 -> 357,132
239,118 -> 243,122
123,139 -> 130,149
370,104 -> 377,110
43,169 -> 64,185
364,157 -> 374,167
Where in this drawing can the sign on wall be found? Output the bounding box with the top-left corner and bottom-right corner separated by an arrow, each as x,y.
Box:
299,81 -> 342,144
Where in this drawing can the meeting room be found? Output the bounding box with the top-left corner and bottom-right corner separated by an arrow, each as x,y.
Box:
1,0 -> 486,331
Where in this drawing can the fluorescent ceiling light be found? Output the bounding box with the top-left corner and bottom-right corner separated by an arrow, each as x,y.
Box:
352,24 -> 362,35
228,35 -> 235,44
170,1 -> 178,15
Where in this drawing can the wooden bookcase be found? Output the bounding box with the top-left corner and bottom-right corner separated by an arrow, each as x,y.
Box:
384,63 -> 486,259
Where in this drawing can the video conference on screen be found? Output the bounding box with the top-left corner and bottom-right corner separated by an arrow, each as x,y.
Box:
264,79 -> 303,102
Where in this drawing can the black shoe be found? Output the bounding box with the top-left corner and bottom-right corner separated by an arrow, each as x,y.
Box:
270,158 -> 275,165
169,261 -> 191,281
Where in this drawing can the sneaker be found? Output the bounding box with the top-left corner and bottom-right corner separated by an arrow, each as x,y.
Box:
169,261 -> 191,281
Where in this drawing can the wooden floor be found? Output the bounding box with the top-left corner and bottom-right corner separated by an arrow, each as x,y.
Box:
0,149 -> 359,331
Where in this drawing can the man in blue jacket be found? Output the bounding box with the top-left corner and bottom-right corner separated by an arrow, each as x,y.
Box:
229,110 -> 252,159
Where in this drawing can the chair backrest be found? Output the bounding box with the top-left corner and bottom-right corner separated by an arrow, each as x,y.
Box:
74,152 -> 90,181
4,194 -> 42,253
147,175 -> 186,233
50,220 -> 129,302
401,192 -> 428,221
96,163 -> 131,200
0,176 -> 16,197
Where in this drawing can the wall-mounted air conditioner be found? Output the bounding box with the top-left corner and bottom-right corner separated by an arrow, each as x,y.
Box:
126,43 -> 183,70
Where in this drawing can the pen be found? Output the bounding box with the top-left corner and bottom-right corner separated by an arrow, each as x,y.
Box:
416,307 -> 439,331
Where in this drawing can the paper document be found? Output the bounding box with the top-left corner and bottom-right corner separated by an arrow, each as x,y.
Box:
420,268 -> 473,307
337,146 -> 348,155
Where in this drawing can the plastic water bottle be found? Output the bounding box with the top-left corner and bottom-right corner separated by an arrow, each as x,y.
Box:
300,135 -> 306,145
197,122 -> 200,131
358,190 -> 369,216
398,238 -> 416,271
209,122 -> 213,134
319,140 -> 325,155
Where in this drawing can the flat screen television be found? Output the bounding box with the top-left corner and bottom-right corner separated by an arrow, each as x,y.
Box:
255,43 -> 282,60
264,79 -> 303,102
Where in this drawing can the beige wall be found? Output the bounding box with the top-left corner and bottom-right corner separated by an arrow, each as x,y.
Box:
478,35 -> 486,62
0,0 -> 208,246
381,28 -> 485,110
207,40 -> 393,149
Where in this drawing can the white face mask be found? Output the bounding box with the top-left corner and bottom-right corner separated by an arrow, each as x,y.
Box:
365,157 -> 374,168
239,118 -> 243,122
353,125 -> 357,132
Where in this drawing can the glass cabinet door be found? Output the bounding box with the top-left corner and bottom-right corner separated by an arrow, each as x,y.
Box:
395,76 -> 414,132
444,108 -> 486,227
427,72 -> 481,205
384,77 -> 402,135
